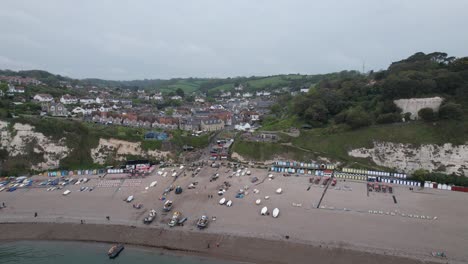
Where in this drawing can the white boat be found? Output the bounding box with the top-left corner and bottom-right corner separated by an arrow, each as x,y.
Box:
261,206 -> 268,215
255,199 -> 261,205
226,200 -> 232,207
172,172 -> 177,177
63,190 -> 71,196
150,181 -> 158,187
272,208 -> 279,218
126,195 -> 134,202
219,197 -> 226,205
264,196 -> 270,200
276,188 -> 282,194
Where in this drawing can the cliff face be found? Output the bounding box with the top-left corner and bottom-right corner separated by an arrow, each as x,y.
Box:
0,121 -> 69,171
394,97 -> 443,120
91,138 -> 170,164
0,120 -> 170,173
349,142 -> 468,175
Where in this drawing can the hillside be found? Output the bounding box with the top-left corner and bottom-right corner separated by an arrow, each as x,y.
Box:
1,68 -> 347,96
232,52 -> 468,177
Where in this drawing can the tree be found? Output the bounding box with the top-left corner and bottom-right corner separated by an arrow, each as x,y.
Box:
0,83 -> 8,92
439,103 -> 463,120
345,107 -> 372,129
418,108 -> 436,122
176,88 -> 185,98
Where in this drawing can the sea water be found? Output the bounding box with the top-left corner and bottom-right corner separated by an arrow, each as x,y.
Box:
0,241 -> 236,264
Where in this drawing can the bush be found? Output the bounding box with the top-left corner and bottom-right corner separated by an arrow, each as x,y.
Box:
403,112 -> 412,121
376,113 -> 401,124
439,103 -> 463,120
418,108 -> 436,122
345,108 -> 372,129
411,169 -> 468,187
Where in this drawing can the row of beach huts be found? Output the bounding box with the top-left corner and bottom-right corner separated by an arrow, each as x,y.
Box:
271,160 -> 468,192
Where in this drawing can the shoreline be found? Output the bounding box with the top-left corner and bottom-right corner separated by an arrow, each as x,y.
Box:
0,222 -> 442,264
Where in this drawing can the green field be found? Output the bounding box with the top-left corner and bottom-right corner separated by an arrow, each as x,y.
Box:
231,140 -> 316,161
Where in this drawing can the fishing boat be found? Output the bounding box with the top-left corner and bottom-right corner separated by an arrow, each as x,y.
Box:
219,197 -> 226,205
261,206 -> 268,215
197,215 -> 209,229
163,200 -> 173,211
272,208 -> 280,218
255,199 -> 261,205
107,244 -> 124,259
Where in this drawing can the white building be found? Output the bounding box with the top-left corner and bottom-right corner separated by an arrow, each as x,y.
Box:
71,107 -> 93,115
151,93 -> 164,101
80,98 -> 96,104
8,84 -> 25,93
195,97 -> 205,103
220,91 -> 231,98
170,95 -> 182,100
60,94 -> 78,104
33,94 -> 54,102
300,88 -> 309,93
235,123 -> 251,131
243,92 -> 253,98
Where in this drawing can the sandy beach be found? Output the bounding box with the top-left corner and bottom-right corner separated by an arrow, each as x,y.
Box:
1,164 -> 467,263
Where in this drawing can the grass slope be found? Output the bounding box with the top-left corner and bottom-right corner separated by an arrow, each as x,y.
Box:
233,120 -> 468,169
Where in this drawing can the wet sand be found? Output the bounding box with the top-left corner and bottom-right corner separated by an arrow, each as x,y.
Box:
0,222 -> 440,264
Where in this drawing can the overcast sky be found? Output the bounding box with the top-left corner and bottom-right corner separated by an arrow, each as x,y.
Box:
1,0 -> 467,80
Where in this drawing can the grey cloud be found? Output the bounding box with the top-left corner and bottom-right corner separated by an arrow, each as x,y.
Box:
0,0 -> 467,80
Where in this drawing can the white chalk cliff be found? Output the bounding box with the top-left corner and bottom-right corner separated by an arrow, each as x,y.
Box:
349,142 -> 468,175
394,97 -> 444,120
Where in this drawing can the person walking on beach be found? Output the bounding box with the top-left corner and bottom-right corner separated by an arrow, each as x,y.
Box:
34,212 -> 37,217
106,216 -> 110,221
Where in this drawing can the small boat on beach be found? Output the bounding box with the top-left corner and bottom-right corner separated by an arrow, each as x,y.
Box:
272,208 -> 280,218
219,197 -> 226,205
261,206 -> 268,215
197,215 -> 209,229
107,244 -> 124,259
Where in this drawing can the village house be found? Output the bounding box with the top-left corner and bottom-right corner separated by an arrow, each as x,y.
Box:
95,97 -> 104,104
80,98 -> 95,104
200,118 -> 224,132
33,94 -> 54,102
71,107 -> 88,115
235,122 -> 252,131
220,91 -> 231,98
256,91 -> 271,96
152,116 -> 179,130
170,95 -> 182,101
240,110 -> 260,122
60,94 -> 78,104
242,92 -> 253,98
8,84 -> 25,93
0,89 -> 4,97
210,111 -> 232,126
179,118 -> 201,132
151,93 -> 164,101
42,102 -> 68,117
0,76 -> 41,85
234,84 -> 244,91
195,97 -> 205,103
300,88 -> 310,93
